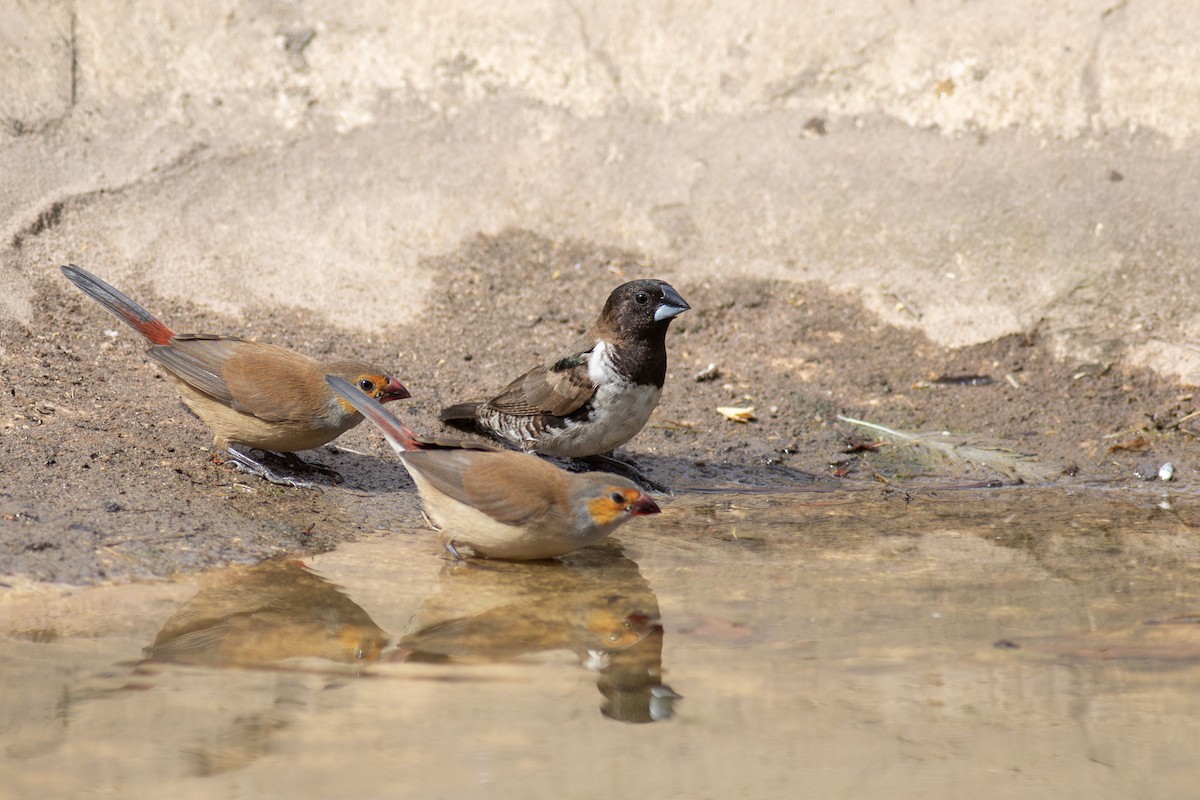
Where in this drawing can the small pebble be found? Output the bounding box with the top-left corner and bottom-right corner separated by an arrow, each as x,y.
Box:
694,363 -> 720,382
1134,461 -> 1175,481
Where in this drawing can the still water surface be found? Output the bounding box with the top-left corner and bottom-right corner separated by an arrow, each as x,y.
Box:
2,487 -> 1200,798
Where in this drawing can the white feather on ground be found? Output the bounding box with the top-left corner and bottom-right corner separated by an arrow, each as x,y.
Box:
837,414 -> 1057,483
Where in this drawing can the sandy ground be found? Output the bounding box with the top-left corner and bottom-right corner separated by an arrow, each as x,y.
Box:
2,1 -> 1199,584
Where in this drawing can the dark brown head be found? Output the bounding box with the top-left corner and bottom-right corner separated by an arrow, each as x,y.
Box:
595,280 -> 690,341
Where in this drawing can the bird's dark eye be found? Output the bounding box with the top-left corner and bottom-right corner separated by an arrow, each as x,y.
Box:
634,291 -> 650,305
358,378 -> 377,393
610,490 -> 626,504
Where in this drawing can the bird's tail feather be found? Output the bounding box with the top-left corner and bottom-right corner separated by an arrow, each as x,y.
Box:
61,264 -> 175,345
328,377 -> 498,455
438,402 -> 482,424
326,375 -> 424,453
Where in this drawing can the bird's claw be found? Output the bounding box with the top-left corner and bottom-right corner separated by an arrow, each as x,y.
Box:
223,447 -> 319,489
278,452 -> 344,484
577,454 -> 672,495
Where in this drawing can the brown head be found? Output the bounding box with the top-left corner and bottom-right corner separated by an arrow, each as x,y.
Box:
326,362 -> 410,417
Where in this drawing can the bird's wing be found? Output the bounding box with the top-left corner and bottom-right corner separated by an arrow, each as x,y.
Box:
404,450 -> 564,526
144,620 -> 237,662
485,348 -> 597,418
150,336 -> 318,423
148,335 -> 241,406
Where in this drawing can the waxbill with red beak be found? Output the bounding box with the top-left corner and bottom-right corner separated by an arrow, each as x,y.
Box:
328,376 -> 661,560
62,264 -> 410,486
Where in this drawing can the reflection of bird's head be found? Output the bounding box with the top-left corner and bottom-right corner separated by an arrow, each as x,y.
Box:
586,607 -> 664,651
595,625 -> 681,724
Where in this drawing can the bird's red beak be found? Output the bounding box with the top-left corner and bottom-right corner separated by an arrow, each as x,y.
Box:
379,377 -> 412,403
629,494 -> 661,517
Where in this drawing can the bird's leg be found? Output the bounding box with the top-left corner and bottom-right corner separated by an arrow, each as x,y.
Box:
277,451 -> 343,484
577,453 -> 671,494
441,543 -> 505,571
432,518 -> 482,566
223,446 -> 317,489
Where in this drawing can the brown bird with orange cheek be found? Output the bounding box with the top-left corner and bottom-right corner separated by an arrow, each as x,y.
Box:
439,279 -> 689,482
328,376 -> 660,560
62,264 -> 410,487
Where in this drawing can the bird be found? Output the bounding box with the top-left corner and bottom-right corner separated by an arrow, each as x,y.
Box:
61,264 -> 410,486
438,279 -> 689,462
326,375 -> 661,560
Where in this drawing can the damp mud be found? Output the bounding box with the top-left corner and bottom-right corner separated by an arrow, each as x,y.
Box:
3,487 -> 1200,798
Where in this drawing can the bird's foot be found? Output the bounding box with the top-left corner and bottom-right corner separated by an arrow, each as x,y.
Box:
576,453 -> 671,494
276,452 -> 344,484
440,545 -> 509,571
223,447 -> 318,489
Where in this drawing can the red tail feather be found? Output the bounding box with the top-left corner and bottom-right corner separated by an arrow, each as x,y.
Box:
61,264 -> 176,345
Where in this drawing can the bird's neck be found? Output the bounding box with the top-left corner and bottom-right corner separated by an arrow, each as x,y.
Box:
603,325 -> 668,387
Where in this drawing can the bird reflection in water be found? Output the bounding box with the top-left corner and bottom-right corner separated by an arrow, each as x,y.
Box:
144,559 -> 389,669
143,546 -> 678,725
396,542 -> 680,723
141,560 -> 389,776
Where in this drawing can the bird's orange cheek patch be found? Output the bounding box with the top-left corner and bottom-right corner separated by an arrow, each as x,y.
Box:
587,497 -> 624,526
336,397 -> 362,416
337,625 -> 384,662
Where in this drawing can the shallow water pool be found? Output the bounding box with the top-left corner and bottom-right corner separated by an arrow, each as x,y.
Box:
2,486 -> 1199,798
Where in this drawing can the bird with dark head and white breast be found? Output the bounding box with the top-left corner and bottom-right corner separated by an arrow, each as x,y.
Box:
439,279 -> 689,462
62,264 -> 410,487
328,375 -> 661,560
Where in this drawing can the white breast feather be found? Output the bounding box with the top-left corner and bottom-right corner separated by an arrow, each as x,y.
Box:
533,341 -> 660,457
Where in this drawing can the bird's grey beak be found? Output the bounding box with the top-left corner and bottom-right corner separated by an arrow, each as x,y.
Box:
380,376 -> 412,402
654,284 -> 690,322
629,494 -> 661,516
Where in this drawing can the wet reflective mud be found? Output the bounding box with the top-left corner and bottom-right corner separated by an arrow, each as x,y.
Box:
2,486 -> 1200,798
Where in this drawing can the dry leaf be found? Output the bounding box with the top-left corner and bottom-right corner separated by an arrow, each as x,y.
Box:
1106,436 -> 1151,454
717,406 -> 756,423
